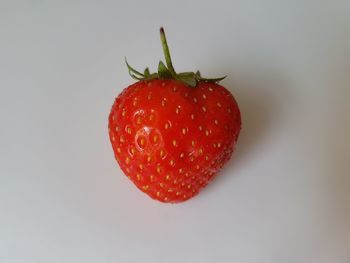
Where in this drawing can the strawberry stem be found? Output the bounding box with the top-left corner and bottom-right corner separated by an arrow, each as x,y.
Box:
160,27 -> 176,76
125,28 -> 226,87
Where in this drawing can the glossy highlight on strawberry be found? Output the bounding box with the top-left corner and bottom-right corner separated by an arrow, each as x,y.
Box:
108,28 -> 241,203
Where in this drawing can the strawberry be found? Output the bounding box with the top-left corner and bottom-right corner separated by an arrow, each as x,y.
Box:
108,28 -> 241,203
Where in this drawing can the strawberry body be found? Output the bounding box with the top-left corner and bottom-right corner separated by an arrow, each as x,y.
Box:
109,79 -> 241,203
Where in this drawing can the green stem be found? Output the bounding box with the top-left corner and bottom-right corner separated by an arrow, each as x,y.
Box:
160,27 -> 176,76
126,28 -> 225,87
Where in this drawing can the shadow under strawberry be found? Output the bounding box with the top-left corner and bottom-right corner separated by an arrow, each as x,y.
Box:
200,70 -> 293,198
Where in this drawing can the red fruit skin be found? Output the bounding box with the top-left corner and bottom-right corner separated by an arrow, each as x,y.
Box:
108,79 -> 241,203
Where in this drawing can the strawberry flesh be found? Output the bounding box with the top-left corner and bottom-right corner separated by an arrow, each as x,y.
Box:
109,79 -> 241,203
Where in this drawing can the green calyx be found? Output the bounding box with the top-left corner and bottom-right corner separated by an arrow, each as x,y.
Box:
125,27 -> 226,88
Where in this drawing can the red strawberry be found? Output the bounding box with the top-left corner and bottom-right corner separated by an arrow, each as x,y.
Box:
108,28 -> 241,203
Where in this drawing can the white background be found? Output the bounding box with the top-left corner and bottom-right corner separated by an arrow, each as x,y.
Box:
1,1 -> 350,262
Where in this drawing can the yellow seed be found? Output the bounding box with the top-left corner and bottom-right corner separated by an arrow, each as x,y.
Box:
169,159 -> 175,166
191,140 -> 196,146
193,97 -> 198,103
156,192 -> 160,197
156,166 -> 161,174
199,148 -> 203,155
191,114 -> 195,120
173,86 -> 178,92
120,136 -> 124,143
187,184 -> 191,189
139,164 -> 144,170
184,92 -> 189,97
142,185 -> 149,190
126,168 -> 130,173
183,195 -> 187,199
130,147 -> 136,155
205,130 -> 210,136
175,107 -> 180,114
172,140 -> 177,147
174,179 -> 178,184
185,173 -> 190,177
217,143 -> 221,148
150,175 -> 155,182
198,126 -> 202,131
147,94 -> 152,100
182,128 -> 187,135
153,135 -> 158,143
115,126 -> 119,132
137,174 -> 141,180
166,175 -> 171,180
122,110 -> 126,117
196,165 -> 200,170
228,108 -> 232,113
161,82 -> 166,86
217,102 -> 222,107
161,99 -> 166,107
202,106 -> 207,112
205,155 -> 209,161
147,156 -> 152,162
147,82 -> 152,87
117,147 -> 121,153
213,143 -> 217,148
202,94 -> 207,99
164,197 -> 169,201
180,153 -> 185,158
189,156 -> 194,162
140,138 -> 145,146
208,87 -> 213,92
133,100 -> 137,106
176,192 -> 181,196
168,189 -> 173,192
136,116 -> 142,124
125,157 -> 130,164
160,183 -> 165,188
159,149 -> 165,158
149,114 -> 154,121
127,127 -> 131,134
179,168 -> 183,174
214,119 -> 219,125
165,122 -> 171,129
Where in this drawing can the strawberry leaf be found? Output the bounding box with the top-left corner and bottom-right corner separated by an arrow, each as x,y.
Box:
177,72 -> 197,87
198,75 -> 227,82
158,61 -> 172,79
125,58 -> 145,78
144,67 -> 150,77
124,28 -> 227,87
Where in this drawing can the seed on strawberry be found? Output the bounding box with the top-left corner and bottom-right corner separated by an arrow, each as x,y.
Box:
108,27 -> 241,203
